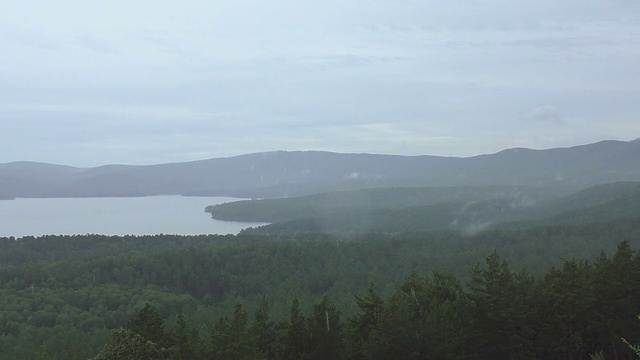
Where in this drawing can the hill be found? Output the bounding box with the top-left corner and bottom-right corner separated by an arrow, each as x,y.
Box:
0,139 -> 639,199
210,181 -> 640,235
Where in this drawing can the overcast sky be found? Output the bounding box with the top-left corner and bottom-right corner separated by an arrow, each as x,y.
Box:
2,1 -> 639,166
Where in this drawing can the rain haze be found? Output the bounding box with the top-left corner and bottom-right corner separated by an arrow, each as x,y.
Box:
2,0 -> 639,167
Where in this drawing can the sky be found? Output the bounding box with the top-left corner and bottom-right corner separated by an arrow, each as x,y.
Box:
1,0 -> 639,167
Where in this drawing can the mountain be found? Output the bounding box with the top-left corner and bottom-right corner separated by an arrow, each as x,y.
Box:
0,139 -> 639,199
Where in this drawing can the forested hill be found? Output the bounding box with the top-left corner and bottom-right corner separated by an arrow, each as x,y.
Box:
206,181 -> 640,235
1,139 -> 639,199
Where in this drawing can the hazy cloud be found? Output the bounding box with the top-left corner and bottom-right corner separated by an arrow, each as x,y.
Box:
522,106 -> 564,124
1,0 -> 639,166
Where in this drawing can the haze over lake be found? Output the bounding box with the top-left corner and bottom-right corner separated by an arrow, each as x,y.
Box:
0,196 -> 264,238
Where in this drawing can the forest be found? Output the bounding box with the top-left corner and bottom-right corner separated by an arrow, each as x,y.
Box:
207,182 -> 640,235
0,212 -> 639,358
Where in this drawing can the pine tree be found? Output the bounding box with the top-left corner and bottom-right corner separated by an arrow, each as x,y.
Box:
469,251 -> 535,359
169,314 -> 203,359
93,328 -> 165,360
307,295 -> 343,360
210,303 -> 257,360
347,282 -> 384,359
540,260 -> 595,359
251,295 -> 277,359
127,303 -> 170,350
593,241 -> 640,358
284,297 -> 307,360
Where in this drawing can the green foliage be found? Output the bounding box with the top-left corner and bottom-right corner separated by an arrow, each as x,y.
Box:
127,303 -> 170,350
169,314 -> 202,359
622,315 -> 640,358
283,297 -> 306,360
251,295 -> 277,359
539,260 -> 595,358
0,224 -> 638,359
347,282 -> 384,359
376,271 -> 474,359
210,303 -> 258,360
209,182 -> 640,235
93,328 -> 165,360
306,295 -> 343,360
469,251 -> 536,359
89,241 -> 640,359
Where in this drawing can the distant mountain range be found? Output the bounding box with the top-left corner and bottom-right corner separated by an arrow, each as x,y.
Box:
1,139 -> 639,200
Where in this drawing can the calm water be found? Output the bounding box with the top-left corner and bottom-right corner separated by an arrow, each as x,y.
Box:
0,196 -> 265,238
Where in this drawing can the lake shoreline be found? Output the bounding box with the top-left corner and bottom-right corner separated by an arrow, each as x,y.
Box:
0,196 -> 265,238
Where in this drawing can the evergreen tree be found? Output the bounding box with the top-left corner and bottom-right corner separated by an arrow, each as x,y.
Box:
376,272 -> 473,359
593,241 -> 640,358
622,316 -> 640,358
251,295 -> 277,359
169,314 -> 203,359
127,303 -> 171,350
93,328 -> 165,360
284,297 -> 307,360
539,260 -> 595,359
376,272 -> 427,359
419,271 -> 473,359
210,303 -> 257,360
347,282 -> 384,359
307,295 -> 343,360
468,251 -> 535,359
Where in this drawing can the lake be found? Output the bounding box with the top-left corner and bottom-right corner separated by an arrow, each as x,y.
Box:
0,196 -> 265,238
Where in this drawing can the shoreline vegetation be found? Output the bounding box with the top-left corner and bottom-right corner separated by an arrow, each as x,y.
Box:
206,182 -> 640,236
0,214 -> 638,358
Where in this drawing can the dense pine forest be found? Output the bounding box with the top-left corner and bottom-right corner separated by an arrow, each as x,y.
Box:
1,214 -> 639,359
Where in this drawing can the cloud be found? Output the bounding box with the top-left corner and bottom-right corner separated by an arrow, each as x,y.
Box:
72,36 -> 121,54
0,1 -> 639,166
522,105 -> 564,124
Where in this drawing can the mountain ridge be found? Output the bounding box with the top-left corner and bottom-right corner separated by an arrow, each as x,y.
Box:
0,139 -> 638,199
